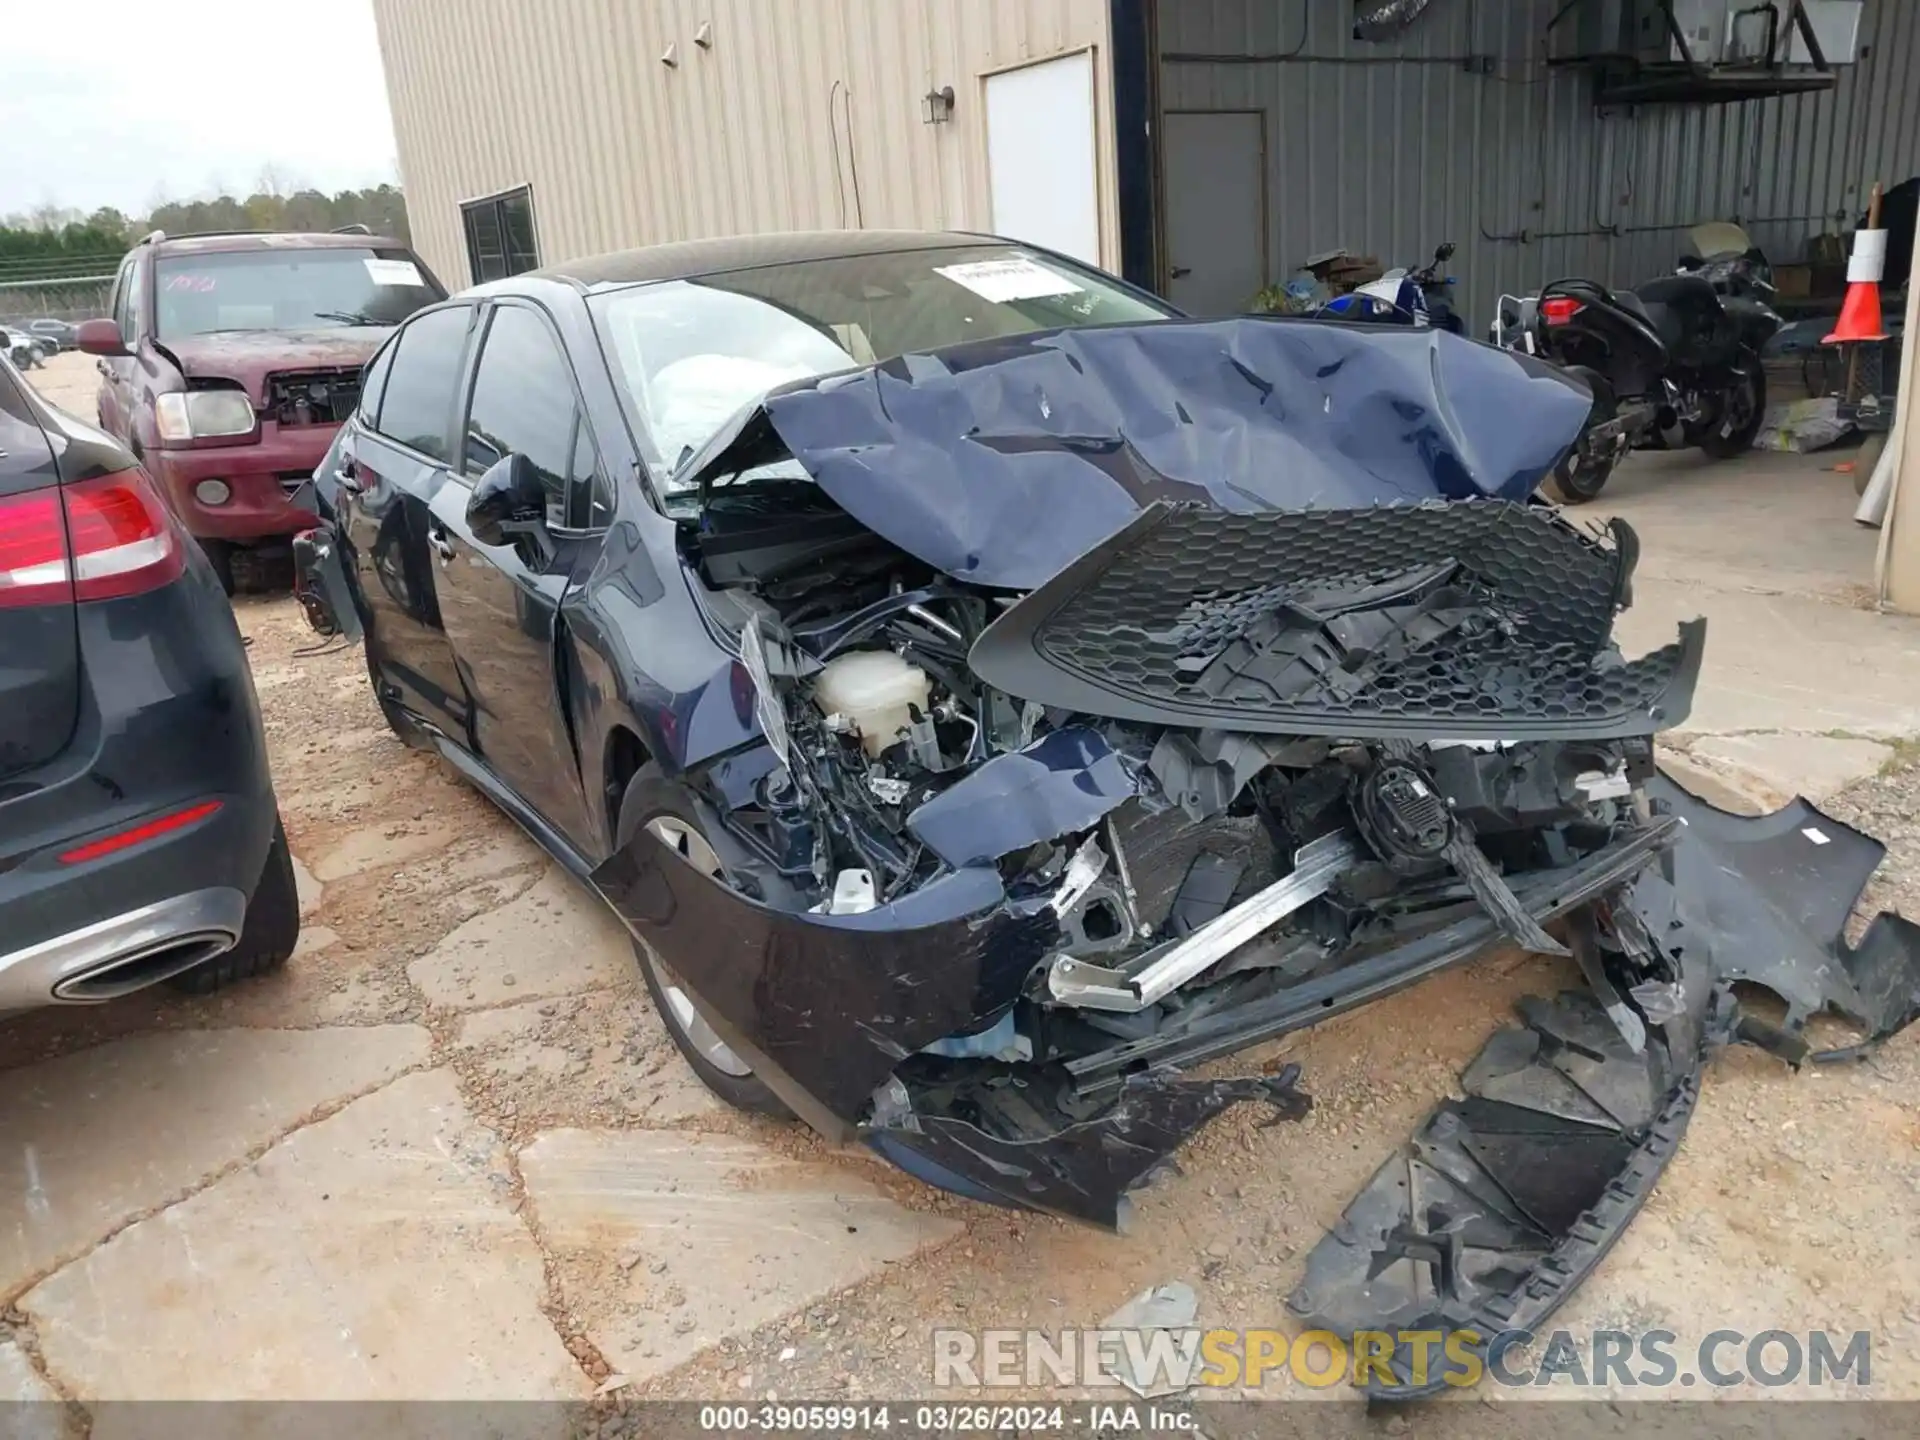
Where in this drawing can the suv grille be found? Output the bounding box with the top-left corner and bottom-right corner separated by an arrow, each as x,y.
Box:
265,369 -> 361,427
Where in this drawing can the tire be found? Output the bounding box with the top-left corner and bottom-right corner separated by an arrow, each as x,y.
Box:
199,538 -> 237,596
1695,357 -> 1767,459
616,766 -> 792,1118
1544,369 -> 1622,504
171,815 -> 301,994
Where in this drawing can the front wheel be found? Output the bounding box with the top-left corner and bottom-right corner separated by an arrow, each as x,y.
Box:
617,768 -> 793,1118
1694,357 -> 1767,459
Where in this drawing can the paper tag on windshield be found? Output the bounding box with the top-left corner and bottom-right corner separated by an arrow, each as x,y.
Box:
935,258 -> 1082,303
364,258 -> 424,287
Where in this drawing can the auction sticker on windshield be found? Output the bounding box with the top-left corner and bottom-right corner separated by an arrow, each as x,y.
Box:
364,258 -> 426,287
936,257 -> 1083,303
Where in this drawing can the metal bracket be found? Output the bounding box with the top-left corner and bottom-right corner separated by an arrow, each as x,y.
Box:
1047,832 -> 1358,1013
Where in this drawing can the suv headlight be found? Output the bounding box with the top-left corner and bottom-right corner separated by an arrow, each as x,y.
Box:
155,390 -> 258,442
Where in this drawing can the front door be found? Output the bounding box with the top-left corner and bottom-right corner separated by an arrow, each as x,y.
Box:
337,303 -> 478,740
429,300 -> 597,851
1163,110 -> 1267,316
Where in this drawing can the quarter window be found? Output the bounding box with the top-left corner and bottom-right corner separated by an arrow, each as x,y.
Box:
374,306 -> 472,463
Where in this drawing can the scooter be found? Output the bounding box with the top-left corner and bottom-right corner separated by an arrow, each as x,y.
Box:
1495,238 -> 1782,503
1317,242 -> 1465,333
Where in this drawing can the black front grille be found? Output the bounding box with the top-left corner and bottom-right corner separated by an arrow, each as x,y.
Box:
265,369 -> 360,427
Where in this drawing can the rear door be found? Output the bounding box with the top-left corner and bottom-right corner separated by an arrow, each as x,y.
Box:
336,303 -> 478,741
0,362 -> 79,780
428,300 -> 599,849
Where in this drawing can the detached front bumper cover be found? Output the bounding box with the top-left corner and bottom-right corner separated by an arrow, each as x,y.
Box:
1290,775 -> 1920,1399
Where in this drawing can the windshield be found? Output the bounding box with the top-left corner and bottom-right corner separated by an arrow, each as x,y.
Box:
589,245 -> 1170,484
154,248 -> 445,339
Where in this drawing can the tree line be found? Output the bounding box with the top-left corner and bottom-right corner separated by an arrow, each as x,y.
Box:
0,185 -> 413,281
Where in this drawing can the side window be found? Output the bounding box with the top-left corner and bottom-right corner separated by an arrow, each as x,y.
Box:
374,306 -> 473,463
462,305 -> 575,527
122,258 -> 146,341
109,257 -> 135,337
358,339 -> 397,430
571,419 -> 613,530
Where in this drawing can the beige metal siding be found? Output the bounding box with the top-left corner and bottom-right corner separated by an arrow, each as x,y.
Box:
372,0 -> 1119,286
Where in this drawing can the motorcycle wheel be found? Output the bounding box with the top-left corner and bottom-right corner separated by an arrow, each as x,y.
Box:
1544,370 -> 1620,505
1693,357 -> 1767,459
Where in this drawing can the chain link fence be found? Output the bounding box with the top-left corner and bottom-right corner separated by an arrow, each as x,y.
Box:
0,274 -> 117,326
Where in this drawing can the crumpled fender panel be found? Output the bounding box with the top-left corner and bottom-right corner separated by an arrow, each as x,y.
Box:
679,318 -> 1594,590
867,1070 -> 1311,1232
590,809 -> 1056,1136
968,501 -> 1704,739
905,727 -> 1139,867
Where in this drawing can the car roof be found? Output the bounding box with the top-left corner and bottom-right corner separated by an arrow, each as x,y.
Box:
530,229 -> 1008,289
148,232 -> 409,257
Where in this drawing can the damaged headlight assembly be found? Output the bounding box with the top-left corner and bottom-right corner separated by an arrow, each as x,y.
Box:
578,318 -> 1920,1401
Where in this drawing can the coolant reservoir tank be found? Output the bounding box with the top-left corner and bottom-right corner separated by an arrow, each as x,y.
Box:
812,651 -> 930,759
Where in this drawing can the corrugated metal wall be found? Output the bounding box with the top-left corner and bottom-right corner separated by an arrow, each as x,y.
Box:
371,0 -> 1117,286
1157,0 -> 1920,326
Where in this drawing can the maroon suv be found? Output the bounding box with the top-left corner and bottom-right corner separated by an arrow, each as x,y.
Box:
77,230 -> 446,590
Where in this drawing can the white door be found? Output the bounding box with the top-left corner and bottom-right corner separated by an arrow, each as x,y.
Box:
984,52 -> 1101,265
1163,111 -> 1266,316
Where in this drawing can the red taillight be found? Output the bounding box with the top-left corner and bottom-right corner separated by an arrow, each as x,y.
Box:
0,467 -> 183,609
58,799 -> 224,864
1540,296 -> 1584,326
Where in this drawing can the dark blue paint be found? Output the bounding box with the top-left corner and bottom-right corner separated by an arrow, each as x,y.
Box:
906,728 -> 1138,867
746,318 -> 1593,589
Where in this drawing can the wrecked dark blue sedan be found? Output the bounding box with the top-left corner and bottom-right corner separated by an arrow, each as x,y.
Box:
295,230 -> 1920,1397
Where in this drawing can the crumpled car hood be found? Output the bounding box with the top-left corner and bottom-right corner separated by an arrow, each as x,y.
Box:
160,327 -> 388,398
682,318 -> 1595,590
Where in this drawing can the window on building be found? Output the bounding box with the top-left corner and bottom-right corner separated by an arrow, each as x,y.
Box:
461,187 -> 540,284
374,305 -> 474,463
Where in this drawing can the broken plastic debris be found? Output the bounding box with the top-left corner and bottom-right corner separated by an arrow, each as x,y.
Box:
1099,1281 -> 1200,1398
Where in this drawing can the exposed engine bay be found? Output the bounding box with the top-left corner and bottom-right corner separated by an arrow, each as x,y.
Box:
580,319 -> 1920,1398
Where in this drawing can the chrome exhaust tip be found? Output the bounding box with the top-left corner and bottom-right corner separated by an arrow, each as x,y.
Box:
51,933 -> 236,1002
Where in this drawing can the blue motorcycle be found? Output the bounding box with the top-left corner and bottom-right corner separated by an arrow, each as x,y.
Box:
1317,242 -> 1463,333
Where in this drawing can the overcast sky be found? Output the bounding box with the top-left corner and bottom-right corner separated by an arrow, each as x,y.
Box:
0,0 -> 400,218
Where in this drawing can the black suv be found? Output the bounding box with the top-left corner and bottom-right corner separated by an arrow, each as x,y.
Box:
0,354 -> 297,1012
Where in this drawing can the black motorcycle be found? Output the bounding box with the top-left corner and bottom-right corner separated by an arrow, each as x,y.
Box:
1519,252 -> 1782,503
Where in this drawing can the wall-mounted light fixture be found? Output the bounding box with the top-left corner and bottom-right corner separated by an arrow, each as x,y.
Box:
660,42 -> 679,68
922,85 -> 956,124
694,21 -> 713,49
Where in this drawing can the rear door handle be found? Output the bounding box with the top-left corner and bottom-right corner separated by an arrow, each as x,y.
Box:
1171,266 -> 1193,278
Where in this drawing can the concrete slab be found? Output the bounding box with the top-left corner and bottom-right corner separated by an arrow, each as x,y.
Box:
0,1026 -> 428,1296
310,821 -> 460,882
1618,579 -> 1920,739
0,1341 -> 67,1439
408,867 -> 632,1009
22,1070 -> 586,1402
1690,732 -> 1893,804
519,1129 -> 962,1382
453,994 -> 720,1125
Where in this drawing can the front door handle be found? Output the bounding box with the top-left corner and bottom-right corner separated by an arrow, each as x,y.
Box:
1171,265 -> 1193,279
427,527 -> 457,563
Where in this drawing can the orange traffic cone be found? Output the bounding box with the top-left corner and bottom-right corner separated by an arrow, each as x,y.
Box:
1826,183 -> 1890,344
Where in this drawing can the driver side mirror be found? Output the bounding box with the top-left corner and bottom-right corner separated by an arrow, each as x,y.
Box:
75,318 -> 130,357
466,452 -> 547,547
1435,242 -> 1457,263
